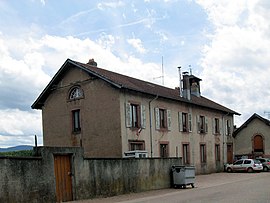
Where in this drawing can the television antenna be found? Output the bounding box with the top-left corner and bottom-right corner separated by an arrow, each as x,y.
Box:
153,56 -> 164,85
264,111 -> 270,119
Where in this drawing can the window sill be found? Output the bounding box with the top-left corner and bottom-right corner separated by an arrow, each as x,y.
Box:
157,128 -> 169,132
72,130 -> 81,134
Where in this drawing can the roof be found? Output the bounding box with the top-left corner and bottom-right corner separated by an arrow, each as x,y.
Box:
233,113 -> 270,137
32,58 -> 240,116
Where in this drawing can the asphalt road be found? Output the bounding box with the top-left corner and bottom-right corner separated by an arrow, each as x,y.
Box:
69,172 -> 270,203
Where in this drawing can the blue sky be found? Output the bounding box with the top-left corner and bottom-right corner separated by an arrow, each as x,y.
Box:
1,0 -> 270,147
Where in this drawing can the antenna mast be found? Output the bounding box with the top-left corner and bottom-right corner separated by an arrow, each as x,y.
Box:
162,56 -> 164,85
264,111 -> 270,119
153,56 -> 165,85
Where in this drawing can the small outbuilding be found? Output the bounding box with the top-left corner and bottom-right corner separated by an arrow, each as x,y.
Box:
233,113 -> 270,159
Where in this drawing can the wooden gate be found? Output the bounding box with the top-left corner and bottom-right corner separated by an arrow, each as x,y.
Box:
54,154 -> 73,202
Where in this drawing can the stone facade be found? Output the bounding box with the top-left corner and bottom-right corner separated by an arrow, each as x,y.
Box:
32,59 -> 239,174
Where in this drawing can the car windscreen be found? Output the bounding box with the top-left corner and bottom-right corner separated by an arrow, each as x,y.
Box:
254,160 -> 261,164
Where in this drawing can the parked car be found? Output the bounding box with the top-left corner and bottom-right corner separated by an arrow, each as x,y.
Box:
256,158 -> 270,172
226,159 -> 263,173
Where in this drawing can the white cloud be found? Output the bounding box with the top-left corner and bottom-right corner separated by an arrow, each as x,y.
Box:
40,0 -> 45,6
0,109 -> 42,147
196,0 -> 270,125
0,33 -> 163,147
127,38 -> 147,54
97,1 -> 125,10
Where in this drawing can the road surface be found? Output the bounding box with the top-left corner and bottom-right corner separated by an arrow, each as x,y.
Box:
69,172 -> 270,203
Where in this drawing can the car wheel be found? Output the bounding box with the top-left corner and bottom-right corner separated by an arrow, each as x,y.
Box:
227,167 -> 232,173
247,167 -> 253,173
263,166 -> 268,172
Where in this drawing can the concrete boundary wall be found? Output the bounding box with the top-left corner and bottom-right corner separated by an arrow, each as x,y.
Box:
0,147 -> 182,202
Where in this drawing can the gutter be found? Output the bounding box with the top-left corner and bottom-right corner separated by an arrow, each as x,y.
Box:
149,95 -> 158,158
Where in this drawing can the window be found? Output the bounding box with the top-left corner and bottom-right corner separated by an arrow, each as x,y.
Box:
72,109 -> 81,133
200,144 -> 206,163
155,108 -> 171,130
125,103 -> 146,129
183,143 -> 190,164
69,87 -> 83,100
213,118 -> 220,134
160,143 -> 169,158
129,140 -> 145,150
159,109 -> 166,128
244,160 -> 251,164
226,119 -> 231,136
197,115 -> 208,134
179,112 -> 192,132
131,104 -> 139,128
215,144 -> 220,161
234,160 -> 243,165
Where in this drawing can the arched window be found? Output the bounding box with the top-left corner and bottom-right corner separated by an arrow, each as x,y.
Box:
69,87 -> 84,100
253,135 -> 263,153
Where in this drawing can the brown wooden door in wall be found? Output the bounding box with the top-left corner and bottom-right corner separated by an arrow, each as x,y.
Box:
254,135 -> 263,153
54,154 -> 73,202
227,144 -> 233,164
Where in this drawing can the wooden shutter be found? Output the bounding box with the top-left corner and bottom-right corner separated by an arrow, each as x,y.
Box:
227,119 -> 231,135
219,118 -> 222,134
205,117 -> 208,133
212,118 -> 215,134
125,103 -> 132,127
141,105 -> 146,129
188,113 -> 192,132
225,120 -> 228,135
155,108 -> 160,130
167,110 -> 171,131
197,115 -> 200,133
179,112 -> 183,132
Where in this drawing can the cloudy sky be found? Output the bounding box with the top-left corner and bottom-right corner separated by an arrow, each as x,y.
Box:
1,0 -> 270,148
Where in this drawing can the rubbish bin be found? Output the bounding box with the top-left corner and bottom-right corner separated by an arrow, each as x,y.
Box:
171,165 -> 195,188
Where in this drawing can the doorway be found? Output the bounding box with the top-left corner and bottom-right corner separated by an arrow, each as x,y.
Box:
54,154 -> 73,202
227,144 -> 233,164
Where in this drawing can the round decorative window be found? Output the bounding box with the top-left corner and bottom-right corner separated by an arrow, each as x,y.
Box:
69,87 -> 84,100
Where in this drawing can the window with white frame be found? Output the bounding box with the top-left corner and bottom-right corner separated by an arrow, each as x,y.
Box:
69,86 -> 84,100
125,102 -> 146,129
179,112 -> 192,132
197,115 -> 208,134
155,107 -> 171,130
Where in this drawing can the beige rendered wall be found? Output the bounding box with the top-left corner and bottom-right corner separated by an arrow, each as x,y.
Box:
234,118 -> 270,157
119,92 -> 234,174
42,66 -> 122,158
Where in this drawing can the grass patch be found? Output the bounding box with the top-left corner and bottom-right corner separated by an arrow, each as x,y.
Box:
0,150 -> 34,157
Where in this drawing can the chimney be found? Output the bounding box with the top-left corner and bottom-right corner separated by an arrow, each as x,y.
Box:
87,58 -> 97,66
177,67 -> 183,97
181,71 -> 202,100
182,72 -> 191,100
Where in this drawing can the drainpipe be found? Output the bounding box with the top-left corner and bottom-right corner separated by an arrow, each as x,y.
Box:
149,95 -> 158,157
222,112 -> 230,166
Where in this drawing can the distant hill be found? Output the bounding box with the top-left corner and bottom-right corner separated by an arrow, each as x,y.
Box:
0,145 -> 33,152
